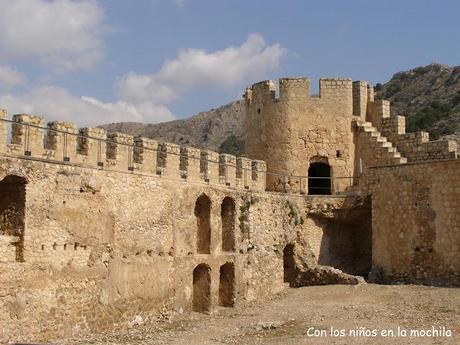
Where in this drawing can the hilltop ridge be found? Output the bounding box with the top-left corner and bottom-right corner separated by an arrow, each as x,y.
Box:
99,63 -> 460,154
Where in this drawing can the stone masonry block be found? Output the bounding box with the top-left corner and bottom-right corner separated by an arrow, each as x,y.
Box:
107,132 -> 134,170
47,121 -> 78,162
200,150 -> 219,184
180,146 -> 201,181
78,127 -> 107,167
11,114 -> 45,157
133,137 -> 158,174
157,142 -> 180,178
219,154 -> 237,187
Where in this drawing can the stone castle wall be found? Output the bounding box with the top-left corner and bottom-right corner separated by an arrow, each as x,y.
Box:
243,75 -> 459,286
0,69 -> 459,342
244,77 -> 458,196
368,159 -> 460,286
0,111 -> 370,343
244,78 -> 355,194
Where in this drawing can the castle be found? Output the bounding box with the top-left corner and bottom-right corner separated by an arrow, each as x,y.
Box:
0,76 -> 459,342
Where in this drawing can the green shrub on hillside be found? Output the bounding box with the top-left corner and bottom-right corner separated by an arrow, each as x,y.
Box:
406,101 -> 454,139
219,135 -> 245,156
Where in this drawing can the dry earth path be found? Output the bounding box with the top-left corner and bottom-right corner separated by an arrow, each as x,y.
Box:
62,284 -> 460,345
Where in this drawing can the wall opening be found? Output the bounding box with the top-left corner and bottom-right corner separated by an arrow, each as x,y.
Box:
219,262 -> 235,307
0,175 -> 27,262
192,263 -> 211,313
221,197 -> 236,252
308,162 -> 331,195
318,196 -> 373,277
283,244 -> 296,287
195,194 -> 211,254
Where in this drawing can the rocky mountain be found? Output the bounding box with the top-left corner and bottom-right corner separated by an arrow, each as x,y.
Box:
100,63 -> 460,154
375,63 -> 460,139
100,100 -> 246,153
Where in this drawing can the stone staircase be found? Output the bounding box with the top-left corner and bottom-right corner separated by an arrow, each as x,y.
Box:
354,120 -> 408,165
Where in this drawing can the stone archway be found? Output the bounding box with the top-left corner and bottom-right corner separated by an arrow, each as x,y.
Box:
192,263 -> 211,312
308,157 -> 331,195
221,197 -> 236,252
0,175 -> 27,262
219,262 -> 235,307
195,194 -> 211,254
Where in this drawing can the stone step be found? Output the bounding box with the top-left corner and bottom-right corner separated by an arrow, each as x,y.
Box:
370,131 -> 380,137
355,120 -> 373,127
354,118 -> 407,165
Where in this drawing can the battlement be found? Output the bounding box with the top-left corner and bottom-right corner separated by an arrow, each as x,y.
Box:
0,110 -> 267,192
245,76 -> 353,106
366,97 -> 458,162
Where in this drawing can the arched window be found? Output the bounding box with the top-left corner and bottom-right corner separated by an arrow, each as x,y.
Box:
0,175 -> 26,262
192,263 -> 211,312
219,262 -> 235,307
283,244 -> 296,287
195,194 -> 211,254
308,160 -> 331,195
221,197 -> 235,252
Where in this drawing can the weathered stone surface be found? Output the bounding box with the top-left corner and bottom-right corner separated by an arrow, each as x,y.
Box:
0,71 -> 459,343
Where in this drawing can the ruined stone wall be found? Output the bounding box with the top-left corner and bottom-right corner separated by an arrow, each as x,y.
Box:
370,102 -> 458,163
0,111 -> 370,343
0,154 -> 369,343
0,156 -> 273,342
244,77 -> 355,194
368,159 -> 460,286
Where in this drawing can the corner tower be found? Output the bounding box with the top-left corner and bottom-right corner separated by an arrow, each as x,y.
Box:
244,77 -> 355,194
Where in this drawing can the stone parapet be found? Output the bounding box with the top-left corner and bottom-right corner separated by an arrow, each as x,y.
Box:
0,110 -> 267,192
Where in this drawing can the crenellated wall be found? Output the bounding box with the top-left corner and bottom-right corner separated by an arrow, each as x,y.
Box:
0,153 -> 367,343
378,114 -> 458,162
354,92 -> 458,165
0,111 -> 267,192
0,71 -> 459,343
244,77 -> 355,194
0,108 -> 374,343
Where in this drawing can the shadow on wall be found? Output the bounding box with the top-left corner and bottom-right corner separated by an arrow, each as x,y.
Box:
0,175 -> 27,262
219,262 -> 235,307
192,263 -> 211,313
308,160 -> 332,195
195,194 -> 211,254
316,196 -> 373,277
283,244 -> 296,287
221,197 -> 236,252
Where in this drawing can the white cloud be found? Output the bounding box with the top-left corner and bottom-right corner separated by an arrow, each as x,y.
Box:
0,86 -> 174,127
0,34 -> 284,127
0,0 -> 105,72
117,33 -> 285,105
0,65 -> 26,87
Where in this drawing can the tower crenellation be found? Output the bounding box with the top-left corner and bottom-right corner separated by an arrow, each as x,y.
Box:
245,76 -> 355,193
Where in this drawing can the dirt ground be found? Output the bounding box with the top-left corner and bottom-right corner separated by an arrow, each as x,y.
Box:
61,284 -> 460,345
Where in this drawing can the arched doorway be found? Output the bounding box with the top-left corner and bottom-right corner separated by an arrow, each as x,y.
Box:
283,244 -> 296,287
0,175 -> 26,262
219,262 -> 235,307
192,263 -> 211,312
221,197 -> 235,252
195,194 -> 211,254
308,161 -> 331,195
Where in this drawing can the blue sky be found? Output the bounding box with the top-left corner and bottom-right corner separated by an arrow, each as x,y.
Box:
0,0 -> 459,126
